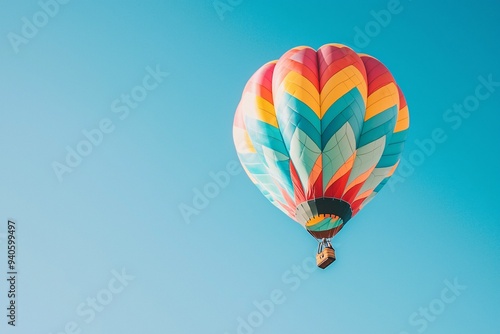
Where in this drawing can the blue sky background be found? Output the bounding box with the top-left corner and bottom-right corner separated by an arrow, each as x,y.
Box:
0,0 -> 499,333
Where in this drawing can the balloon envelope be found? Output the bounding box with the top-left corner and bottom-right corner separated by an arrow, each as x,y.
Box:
233,44 -> 409,239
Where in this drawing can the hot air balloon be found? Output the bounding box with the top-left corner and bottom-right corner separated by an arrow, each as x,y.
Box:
233,44 -> 410,269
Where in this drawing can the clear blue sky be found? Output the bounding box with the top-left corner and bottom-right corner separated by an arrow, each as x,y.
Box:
0,1 -> 499,333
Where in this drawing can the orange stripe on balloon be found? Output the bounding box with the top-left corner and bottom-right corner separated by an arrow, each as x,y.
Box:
288,48 -> 320,87
387,162 -> 399,176
306,154 -> 323,199
354,189 -> 373,203
240,93 -> 278,127
394,85 -> 410,132
324,152 -> 356,190
318,44 -> 367,92
394,106 -> 410,132
274,47 -> 319,90
279,71 -> 320,116
398,84 -> 407,110
243,62 -> 276,107
233,127 -> 256,154
343,164 -> 376,200
244,83 -> 274,106
277,59 -> 319,92
360,55 -> 396,96
319,66 -> 367,118
233,103 -> 257,154
367,71 -> 395,95
364,82 -> 399,120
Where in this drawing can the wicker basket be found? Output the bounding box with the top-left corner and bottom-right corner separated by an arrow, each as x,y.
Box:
316,247 -> 336,269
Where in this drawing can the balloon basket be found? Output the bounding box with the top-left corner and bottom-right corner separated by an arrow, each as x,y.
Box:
316,247 -> 336,269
